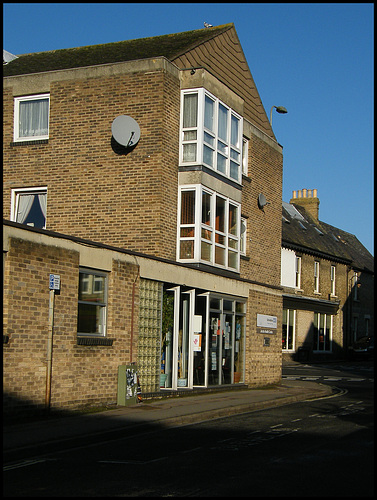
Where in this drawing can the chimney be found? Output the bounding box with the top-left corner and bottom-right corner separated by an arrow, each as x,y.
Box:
290,188 -> 320,221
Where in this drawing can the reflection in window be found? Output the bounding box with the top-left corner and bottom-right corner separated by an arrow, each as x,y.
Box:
77,270 -> 107,336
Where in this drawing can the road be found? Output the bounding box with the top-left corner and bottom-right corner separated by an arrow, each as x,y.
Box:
3,362 -> 374,497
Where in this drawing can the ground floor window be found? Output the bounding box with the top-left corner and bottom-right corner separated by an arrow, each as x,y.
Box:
77,268 -> 107,336
313,312 -> 332,352
282,309 -> 295,351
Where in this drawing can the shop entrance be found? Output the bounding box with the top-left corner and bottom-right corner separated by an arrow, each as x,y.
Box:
160,286 -> 245,390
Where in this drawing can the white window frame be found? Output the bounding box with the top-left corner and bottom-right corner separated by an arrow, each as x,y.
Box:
295,256 -> 302,289
313,313 -> 333,352
13,93 -> 50,142
177,184 -> 241,272
282,308 -> 296,352
180,88 -> 243,184
314,261 -> 320,293
242,137 -> 249,176
240,217 -> 247,256
11,186 -> 48,229
330,265 -> 336,296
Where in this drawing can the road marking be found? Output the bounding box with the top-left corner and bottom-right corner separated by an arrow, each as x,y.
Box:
3,458 -> 51,471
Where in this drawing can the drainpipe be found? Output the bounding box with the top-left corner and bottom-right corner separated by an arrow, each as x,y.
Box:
130,266 -> 140,364
45,289 -> 55,409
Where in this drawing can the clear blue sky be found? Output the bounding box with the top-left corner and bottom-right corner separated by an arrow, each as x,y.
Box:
3,3 -> 374,255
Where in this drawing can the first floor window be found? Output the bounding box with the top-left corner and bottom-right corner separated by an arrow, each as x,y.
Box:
14,93 -> 50,142
11,187 -> 47,228
282,309 -> 295,351
178,185 -> 240,271
313,313 -> 332,351
78,269 -> 108,336
295,256 -> 302,288
314,261 -> 320,292
330,265 -> 336,295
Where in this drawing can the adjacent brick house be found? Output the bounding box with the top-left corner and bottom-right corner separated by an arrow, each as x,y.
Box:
281,189 -> 374,362
3,24 -> 284,414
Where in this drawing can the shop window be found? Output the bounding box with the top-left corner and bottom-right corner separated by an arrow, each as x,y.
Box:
313,313 -> 332,352
11,187 -> 47,229
77,269 -> 107,336
282,309 -> 295,351
14,94 -> 49,142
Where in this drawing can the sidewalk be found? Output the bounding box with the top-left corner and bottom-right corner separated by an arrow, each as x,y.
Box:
4,380 -> 332,455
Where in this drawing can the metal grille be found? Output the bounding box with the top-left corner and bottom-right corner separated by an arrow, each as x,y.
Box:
137,279 -> 162,393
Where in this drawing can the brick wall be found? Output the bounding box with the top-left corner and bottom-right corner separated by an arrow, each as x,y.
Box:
3,67 -> 180,261
3,236 -> 139,414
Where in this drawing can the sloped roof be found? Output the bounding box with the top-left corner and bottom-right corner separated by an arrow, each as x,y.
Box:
282,202 -> 374,273
3,24 -> 233,77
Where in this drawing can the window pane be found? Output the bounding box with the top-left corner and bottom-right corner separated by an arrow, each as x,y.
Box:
218,104 -> 228,141
204,131 -> 215,146
203,145 -> 214,166
230,161 -> 239,180
201,241 -> 212,262
16,193 -> 46,228
180,227 -> 195,237
79,273 -> 105,302
231,115 -> 239,147
215,246 -> 225,266
19,98 -> 49,138
229,204 -> 238,235
228,238 -> 238,249
181,190 -> 195,224
202,192 -> 211,225
228,250 -> 238,269
183,143 -> 197,162
78,303 -> 105,334
183,93 -> 198,128
201,228 -> 212,240
217,153 -> 226,174
204,95 -> 214,131
180,240 -> 194,259
218,141 -> 228,155
183,130 -> 197,141
215,197 -> 225,232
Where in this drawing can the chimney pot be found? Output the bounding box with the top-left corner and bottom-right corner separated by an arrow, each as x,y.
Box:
308,189 -> 312,198
303,188 -> 307,198
313,188 -> 317,198
298,190 -> 302,198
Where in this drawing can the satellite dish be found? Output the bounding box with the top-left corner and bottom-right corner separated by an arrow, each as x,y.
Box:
258,193 -> 269,210
111,115 -> 140,148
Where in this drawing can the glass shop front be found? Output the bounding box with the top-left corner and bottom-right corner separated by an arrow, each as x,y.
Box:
160,284 -> 246,390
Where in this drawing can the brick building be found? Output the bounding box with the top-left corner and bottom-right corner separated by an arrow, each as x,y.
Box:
281,189 -> 374,362
3,24 -> 285,414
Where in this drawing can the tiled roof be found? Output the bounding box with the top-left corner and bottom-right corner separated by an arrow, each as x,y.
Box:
282,202 -> 374,273
3,24 -> 233,77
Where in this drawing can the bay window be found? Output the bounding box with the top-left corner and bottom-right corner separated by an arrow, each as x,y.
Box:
178,185 -> 240,271
180,89 -> 243,183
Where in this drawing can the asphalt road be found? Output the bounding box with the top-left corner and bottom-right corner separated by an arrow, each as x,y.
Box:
3,362 -> 374,497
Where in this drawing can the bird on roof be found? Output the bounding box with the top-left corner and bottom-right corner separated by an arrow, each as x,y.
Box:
204,22 -> 213,28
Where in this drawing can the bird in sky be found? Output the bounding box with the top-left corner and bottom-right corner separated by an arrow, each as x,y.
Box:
204,22 -> 213,28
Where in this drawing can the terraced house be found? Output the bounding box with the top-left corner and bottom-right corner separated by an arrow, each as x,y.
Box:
281,189 -> 374,362
4,23 -> 283,414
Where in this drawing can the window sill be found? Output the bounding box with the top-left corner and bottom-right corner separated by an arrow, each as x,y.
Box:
10,139 -> 49,147
77,336 -> 113,346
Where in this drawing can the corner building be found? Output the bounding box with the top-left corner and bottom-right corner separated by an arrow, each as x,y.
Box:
3,24 -> 283,412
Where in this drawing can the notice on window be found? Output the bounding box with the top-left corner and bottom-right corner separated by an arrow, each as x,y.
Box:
193,334 -> 202,352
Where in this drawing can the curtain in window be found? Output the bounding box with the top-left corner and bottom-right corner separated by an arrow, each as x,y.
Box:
204,95 -> 214,131
19,98 -> 49,138
183,94 -> 198,128
181,191 -> 195,225
218,104 -> 228,141
16,194 -> 34,223
38,193 -> 47,218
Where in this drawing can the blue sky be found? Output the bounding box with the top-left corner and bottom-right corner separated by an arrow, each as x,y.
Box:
3,3 -> 374,255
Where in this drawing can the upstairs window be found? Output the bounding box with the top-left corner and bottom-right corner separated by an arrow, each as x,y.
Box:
295,256 -> 302,288
314,261 -> 320,293
180,89 -> 243,183
11,187 -> 47,229
330,265 -> 336,296
14,94 -> 50,142
178,185 -> 240,272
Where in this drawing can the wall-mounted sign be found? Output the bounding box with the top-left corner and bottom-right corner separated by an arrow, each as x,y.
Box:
257,314 -> 277,334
